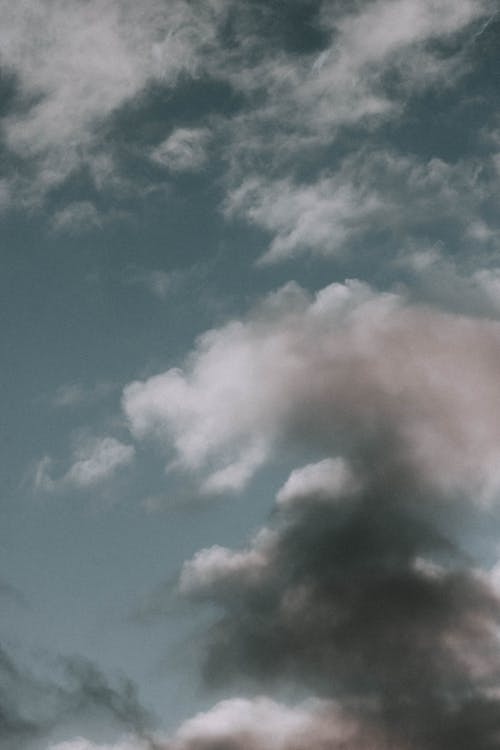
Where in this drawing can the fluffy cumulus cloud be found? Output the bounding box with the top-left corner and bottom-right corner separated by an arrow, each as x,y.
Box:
123,279 -> 500,502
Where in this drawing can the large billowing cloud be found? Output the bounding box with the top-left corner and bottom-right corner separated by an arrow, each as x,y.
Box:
120,276 -> 500,748
123,279 -> 500,501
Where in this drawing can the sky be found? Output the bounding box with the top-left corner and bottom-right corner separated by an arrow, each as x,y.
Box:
2,1 -> 500,748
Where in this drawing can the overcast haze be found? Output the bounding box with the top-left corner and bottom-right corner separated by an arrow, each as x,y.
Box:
2,1 -> 500,749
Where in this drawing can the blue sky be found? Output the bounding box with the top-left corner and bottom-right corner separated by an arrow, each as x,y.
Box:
2,2 -> 500,749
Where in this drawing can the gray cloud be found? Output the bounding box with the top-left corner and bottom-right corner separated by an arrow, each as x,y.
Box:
177,456 -> 500,748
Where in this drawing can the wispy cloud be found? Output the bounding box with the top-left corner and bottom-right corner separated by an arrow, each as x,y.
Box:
0,646 -> 153,750
0,0 -> 228,203
226,149 -> 498,263
150,127 -> 211,173
35,434 -> 135,492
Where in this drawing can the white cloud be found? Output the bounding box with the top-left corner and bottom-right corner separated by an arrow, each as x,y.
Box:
179,527 -> 275,596
276,458 -> 360,508
0,0 -> 492,210
35,435 -> 135,492
151,127 -> 210,172
395,245 -> 500,317
0,0 -> 227,199
171,696 -> 358,750
225,173 -> 384,262
48,739 -> 147,750
221,0 -> 493,177
66,436 -> 135,487
48,697 -> 365,750
226,150 -> 493,262
123,279 -> 500,503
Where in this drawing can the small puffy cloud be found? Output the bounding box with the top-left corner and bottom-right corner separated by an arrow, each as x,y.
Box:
151,127 -> 210,173
179,528 -> 275,596
276,458 -> 360,508
35,435 -> 135,492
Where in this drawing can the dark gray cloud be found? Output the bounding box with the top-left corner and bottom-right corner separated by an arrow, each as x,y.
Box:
179,476 -> 500,749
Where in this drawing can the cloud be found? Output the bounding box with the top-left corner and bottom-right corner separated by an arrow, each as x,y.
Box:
225,150 -> 496,263
51,201 -> 102,234
49,741 -> 143,750
0,646 -> 153,750
0,0 -> 228,201
276,457 -> 360,508
167,696 -> 375,750
66,436 -> 135,487
176,450 -> 500,747
151,128 -> 211,173
35,435 -> 135,492
47,697 -> 387,750
179,528 -> 275,597
123,266 -> 198,301
123,279 -> 500,502
225,172 -> 384,262
221,0 -> 494,178
49,740 -> 148,750
51,382 -> 116,409
0,0 -> 494,213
